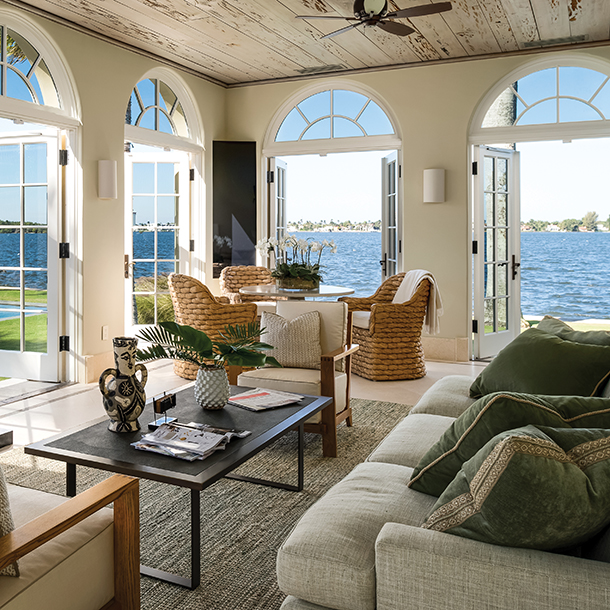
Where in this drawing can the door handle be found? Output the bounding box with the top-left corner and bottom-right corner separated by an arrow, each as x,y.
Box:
380,253 -> 387,275
124,255 -> 136,279
511,254 -> 520,280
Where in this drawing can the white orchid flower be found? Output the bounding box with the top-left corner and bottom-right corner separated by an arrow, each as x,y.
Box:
310,241 -> 321,252
297,239 -> 309,251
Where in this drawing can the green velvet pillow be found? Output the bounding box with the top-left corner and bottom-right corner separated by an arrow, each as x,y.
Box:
422,425 -> 610,550
469,328 -> 610,399
537,316 -> 610,346
409,392 -> 610,497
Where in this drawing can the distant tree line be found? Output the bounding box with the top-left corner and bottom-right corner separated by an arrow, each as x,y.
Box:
290,219 -> 381,231
522,212 -> 610,232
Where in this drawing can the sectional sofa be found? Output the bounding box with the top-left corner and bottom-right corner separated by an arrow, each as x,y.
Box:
277,318 -> 610,610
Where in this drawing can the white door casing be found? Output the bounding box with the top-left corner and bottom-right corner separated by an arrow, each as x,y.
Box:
381,151 -> 400,280
0,133 -> 60,381
124,151 -> 190,336
473,146 -> 521,358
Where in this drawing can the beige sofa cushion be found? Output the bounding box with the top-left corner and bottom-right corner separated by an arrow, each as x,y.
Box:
410,375 -> 476,418
367,413 -> 455,468
237,367 -> 347,424
1,484 -> 114,610
276,461 -> 437,610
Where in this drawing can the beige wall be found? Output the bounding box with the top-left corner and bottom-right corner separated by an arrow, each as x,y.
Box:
225,46 -> 610,362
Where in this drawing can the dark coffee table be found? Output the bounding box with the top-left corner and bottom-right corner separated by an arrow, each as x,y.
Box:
25,385 -> 333,589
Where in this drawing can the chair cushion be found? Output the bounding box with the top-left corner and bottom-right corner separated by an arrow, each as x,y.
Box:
469,328 -> 610,399
254,302 -> 277,317
409,392 -> 610,497
422,425 -> 610,551
260,311 -> 322,369
237,367 -> 347,423
0,469 -> 17,577
2,484 -> 114,610
277,462 -> 437,610
352,311 -> 371,329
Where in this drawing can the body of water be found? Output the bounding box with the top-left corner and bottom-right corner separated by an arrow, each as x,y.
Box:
520,231 -> 610,320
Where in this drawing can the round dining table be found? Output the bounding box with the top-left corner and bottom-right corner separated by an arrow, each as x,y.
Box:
239,284 -> 355,299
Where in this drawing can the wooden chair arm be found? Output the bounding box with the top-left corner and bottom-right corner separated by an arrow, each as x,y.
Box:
0,475 -> 140,610
321,344 -> 359,363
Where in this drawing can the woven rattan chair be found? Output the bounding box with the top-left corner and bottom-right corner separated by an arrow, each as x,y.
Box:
167,273 -> 257,380
339,273 -> 430,381
220,265 -> 282,317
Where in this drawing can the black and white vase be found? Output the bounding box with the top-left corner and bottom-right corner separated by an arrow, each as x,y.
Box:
99,337 -> 148,432
194,367 -> 230,410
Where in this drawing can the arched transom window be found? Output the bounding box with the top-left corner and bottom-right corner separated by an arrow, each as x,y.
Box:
276,88 -> 394,142
483,66 -> 610,128
0,26 -> 59,107
126,78 -> 189,138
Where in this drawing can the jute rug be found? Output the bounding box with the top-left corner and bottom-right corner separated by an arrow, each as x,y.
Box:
0,398 -> 411,610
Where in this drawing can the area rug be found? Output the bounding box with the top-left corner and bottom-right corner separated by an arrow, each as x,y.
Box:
0,398 -> 411,610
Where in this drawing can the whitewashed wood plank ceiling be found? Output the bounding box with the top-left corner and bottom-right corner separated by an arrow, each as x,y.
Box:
9,0 -> 610,86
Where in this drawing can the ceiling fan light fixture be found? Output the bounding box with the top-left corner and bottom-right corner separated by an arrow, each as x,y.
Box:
354,0 -> 387,19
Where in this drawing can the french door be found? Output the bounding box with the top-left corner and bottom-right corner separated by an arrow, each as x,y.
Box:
124,151 -> 190,336
381,151 -> 399,280
473,146 -> 521,358
0,133 -> 60,381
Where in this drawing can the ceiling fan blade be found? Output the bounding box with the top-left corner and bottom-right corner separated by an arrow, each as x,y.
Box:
376,21 -> 415,36
321,21 -> 366,39
386,2 -> 452,19
296,15 -> 359,20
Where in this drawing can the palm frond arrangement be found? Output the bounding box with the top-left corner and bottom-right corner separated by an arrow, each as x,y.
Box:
136,321 -> 281,369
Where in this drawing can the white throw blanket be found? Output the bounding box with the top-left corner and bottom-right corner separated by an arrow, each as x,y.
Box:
392,269 -> 444,335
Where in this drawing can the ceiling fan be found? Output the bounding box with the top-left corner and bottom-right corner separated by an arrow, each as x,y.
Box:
296,0 -> 452,39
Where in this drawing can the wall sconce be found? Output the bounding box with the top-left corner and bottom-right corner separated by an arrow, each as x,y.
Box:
98,160 -> 117,200
423,168 -> 445,203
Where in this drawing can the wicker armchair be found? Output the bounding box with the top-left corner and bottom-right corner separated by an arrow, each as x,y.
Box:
167,273 -> 257,380
220,265 -> 280,303
339,273 -> 430,381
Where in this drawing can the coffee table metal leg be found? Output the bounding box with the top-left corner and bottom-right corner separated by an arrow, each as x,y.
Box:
225,422 -> 305,492
66,463 -> 76,497
140,489 -> 201,589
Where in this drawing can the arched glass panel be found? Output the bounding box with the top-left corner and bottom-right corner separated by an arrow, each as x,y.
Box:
275,88 -> 395,142
483,66 -> 610,128
0,26 -> 60,107
125,78 -> 190,138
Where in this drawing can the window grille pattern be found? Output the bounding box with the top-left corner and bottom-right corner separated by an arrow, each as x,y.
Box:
276,89 -> 394,142
483,67 -> 610,128
0,26 -> 59,107
126,78 -> 189,138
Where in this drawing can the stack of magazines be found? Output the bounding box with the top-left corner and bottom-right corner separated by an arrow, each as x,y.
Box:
229,388 -> 303,411
132,422 -> 251,461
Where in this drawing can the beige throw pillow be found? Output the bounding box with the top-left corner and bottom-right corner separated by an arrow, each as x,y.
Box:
0,467 -> 19,576
260,311 -> 322,369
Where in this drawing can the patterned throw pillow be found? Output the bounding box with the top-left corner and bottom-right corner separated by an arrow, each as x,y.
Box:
0,467 -> 19,576
260,311 -> 322,369
422,425 -> 610,551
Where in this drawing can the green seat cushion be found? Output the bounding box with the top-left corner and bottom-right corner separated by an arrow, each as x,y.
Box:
422,425 -> 610,551
409,393 -> 610,497
537,316 -> 610,346
469,328 -> 610,399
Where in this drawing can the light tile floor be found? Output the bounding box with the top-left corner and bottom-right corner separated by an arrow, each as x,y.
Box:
0,359 -> 487,448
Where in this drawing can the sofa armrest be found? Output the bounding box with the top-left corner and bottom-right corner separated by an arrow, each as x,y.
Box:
375,522 -> 610,610
0,475 -> 140,610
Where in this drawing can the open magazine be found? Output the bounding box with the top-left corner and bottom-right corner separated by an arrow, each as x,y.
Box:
132,421 -> 251,461
228,388 -> 303,411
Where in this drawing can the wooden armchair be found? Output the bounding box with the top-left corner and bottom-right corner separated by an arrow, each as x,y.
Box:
0,475 -> 139,610
168,273 -> 257,380
236,301 -> 358,458
339,272 -> 431,381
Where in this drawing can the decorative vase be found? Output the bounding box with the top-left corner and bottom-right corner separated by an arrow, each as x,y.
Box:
99,337 -> 148,432
277,277 -> 320,290
194,367 -> 230,410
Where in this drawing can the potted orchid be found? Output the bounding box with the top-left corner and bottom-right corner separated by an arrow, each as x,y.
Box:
256,234 -> 337,290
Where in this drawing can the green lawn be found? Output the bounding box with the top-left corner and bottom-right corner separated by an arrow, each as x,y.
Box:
0,314 -> 47,352
0,289 -> 47,305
